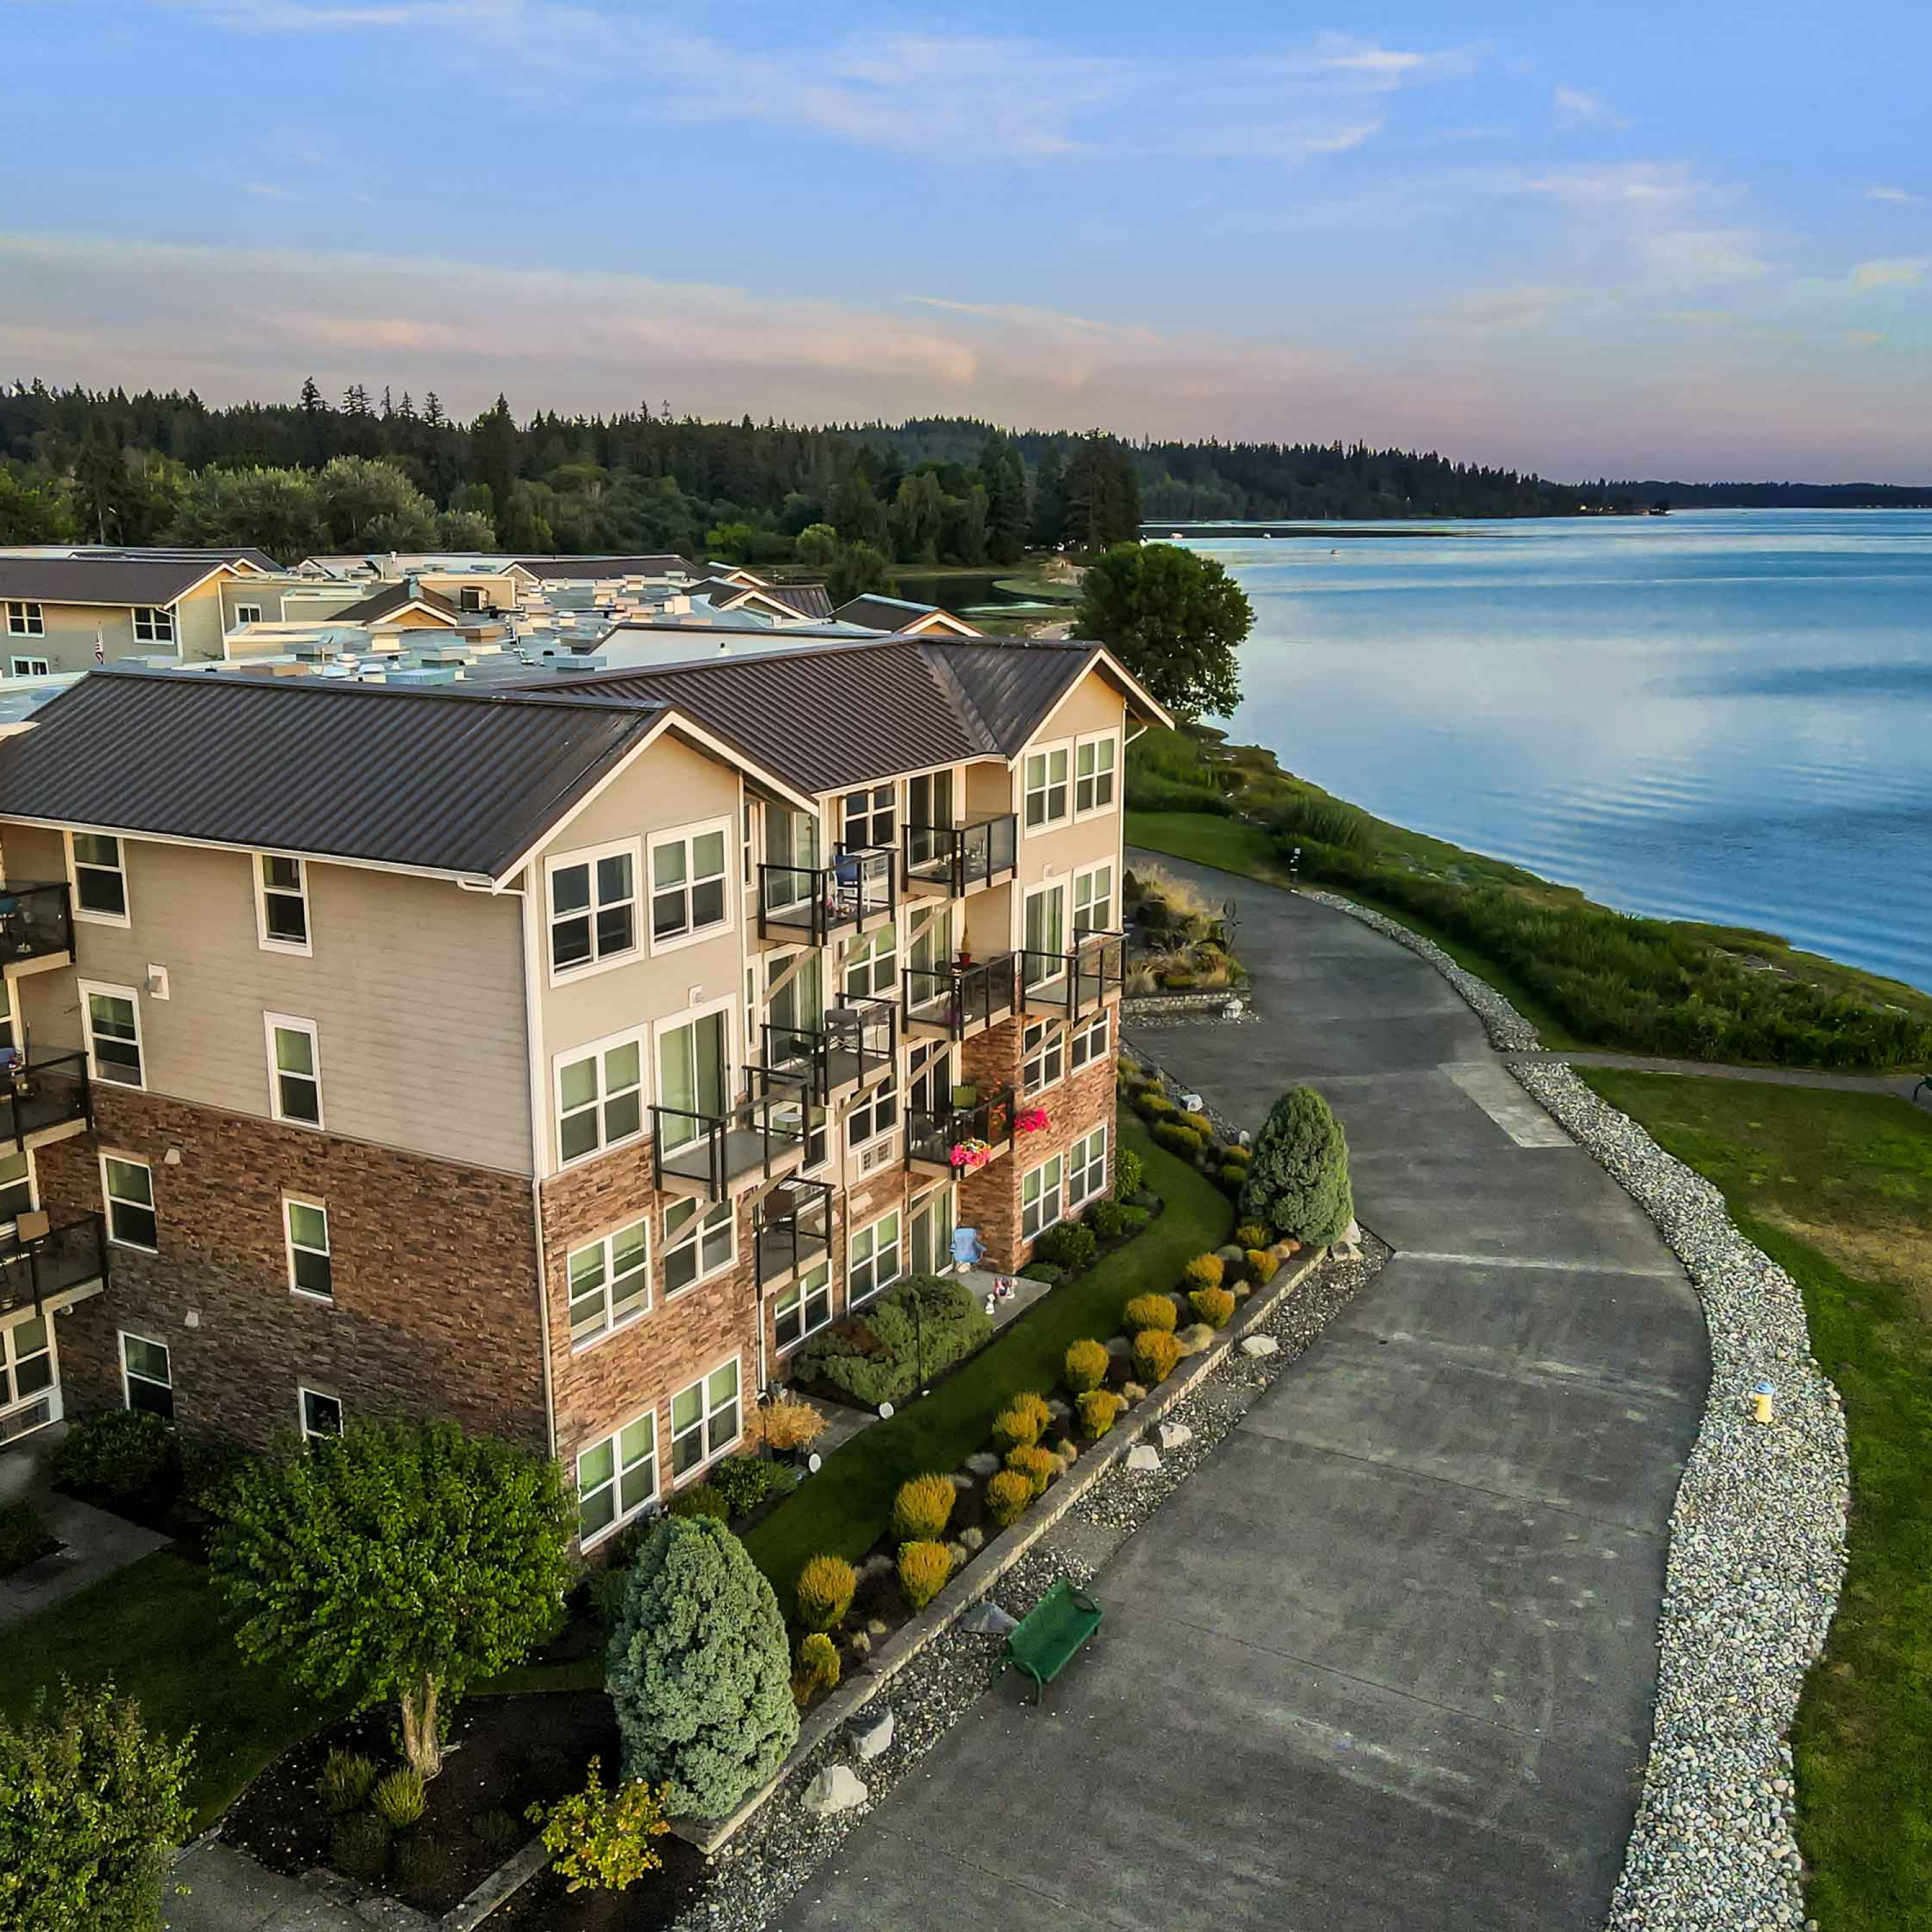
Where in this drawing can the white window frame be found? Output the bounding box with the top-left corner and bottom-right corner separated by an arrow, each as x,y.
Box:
1022,741 -> 1072,833
1023,1018 -> 1065,1097
1074,731 -> 1119,817
553,1027 -> 647,1168
1021,1152 -> 1065,1242
6,601 -> 44,638
298,1384 -> 344,1441
670,1354 -> 742,1482
100,1150 -> 158,1253
567,1216 -> 652,1345
233,602 -> 263,627
264,1013 -> 324,1129
1071,1007 -> 1111,1072
840,782 -> 895,852
773,1258 -> 833,1353
844,1081 -> 899,1153
647,817 -> 732,954
1072,860 -> 1116,937
118,1330 -> 173,1417
254,851 -> 312,956
78,979 -> 144,1088
848,1208 -> 904,1306
67,830 -> 131,927
840,923 -> 897,1001
544,837 -> 641,984
663,1197 -> 735,1297
0,1144 -> 36,1235
283,1195 -> 333,1301
575,1410 -> 659,1549
1067,1123 -> 1110,1210
133,605 -> 175,645
9,656 -> 49,677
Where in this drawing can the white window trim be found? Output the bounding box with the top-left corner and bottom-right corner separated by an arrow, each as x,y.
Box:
6,601 -> 45,638
544,837 -> 643,986
1074,730 -> 1121,819
552,1025 -> 649,1170
298,1383 -> 344,1441
254,851 -> 313,958
117,1329 -> 172,1412
264,1012 -> 325,1130
1071,1007 -> 1111,1071
1072,858 -> 1117,936
670,1352 -> 744,1484
78,978 -> 144,1089
647,816 -> 734,957
66,830 -> 131,929
1067,1123 -> 1110,1211
9,656 -> 49,677
840,781 -> 897,853
1022,879 -> 1068,970
1021,1151 -> 1065,1242
1023,1018 -> 1065,1097
576,1408 -> 659,1551
133,605 -> 176,645
772,1258 -> 833,1356
842,1080 -> 899,1157
847,1207 -> 904,1307
1021,738 -> 1073,836
662,1197 -> 736,1298
283,1193 -> 332,1302
99,1148 -> 158,1253
0,1144 -> 38,1238
234,603 -> 264,626
567,1216 -> 653,1349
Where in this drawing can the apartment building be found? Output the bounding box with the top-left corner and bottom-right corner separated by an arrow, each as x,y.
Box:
0,638 -> 1164,1553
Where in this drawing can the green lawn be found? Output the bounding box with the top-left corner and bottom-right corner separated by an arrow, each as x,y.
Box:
0,1551 -> 336,1830
742,1110 -> 1233,1601
1578,1071 -> 1932,1932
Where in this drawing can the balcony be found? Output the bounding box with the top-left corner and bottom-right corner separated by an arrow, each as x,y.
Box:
0,1049 -> 91,1151
903,814 -> 1018,898
0,882 -> 73,976
902,952 -> 1018,1043
651,1070 -> 808,1202
755,1177 -> 833,1289
1021,930 -> 1126,1020
757,846 -> 895,946
0,1212 -> 108,1320
761,997 -> 896,1106
906,1082 -> 1017,1178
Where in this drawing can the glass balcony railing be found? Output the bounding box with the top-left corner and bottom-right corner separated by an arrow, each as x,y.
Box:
902,953 -> 1018,1041
1021,929 -> 1126,1018
0,1212 -> 108,1318
0,1049 -> 91,1149
0,882 -> 73,970
651,1068 -> 809,1200
761,997 -> 896,1104
755,1178 -> 833,1286
905,1083 -> 1016,1174
757,846 -> 895,944
902,814 -> 1018,896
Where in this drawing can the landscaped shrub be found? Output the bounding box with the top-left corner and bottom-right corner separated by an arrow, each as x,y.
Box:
0,1499 -> 55,1577
1085,1199 -> 1128,1240
609,1518 -> 796,1820
1019,1261 -> 1066,1286
527,1757 -> 668,1893
1247,1249 -> 1279,1285
756,1395 -> 828,1455
1182,1253 -> 1224,1291
889,1473 -> 956,1543
333,1812 -> 391,1880
1133,1331 -> 1182,1385
1113,1146 -> 1146,1200
1031,1221 -> 1099,1273
52,1409 -> 176,1501
1005,1445 -> 1057,1497
1133,1090 -> 1177,1119
1235,1221 -> 1272,1251
1180,1110 -> 1213,1139
985,1470 -> 1034,1529
1189,1286 -> 1235,1329
317,1748 -> 379,1815
1119,1204 -> 1151,1233
475,1808 -> 524,1856
795,1553 -> 857,1633
372,1767 -> 426,1830
1152,1121 -> 1206,1157
897,1540 -> 953,1610
795,1276 -> 994,1408
1121,1293 -> 1177,1336
668,1482 -> 729,1520
991,1393 -> 1051,1451
391,1832 -> 448,1893
1078,1390 -> 1124,1439
708,1455 -> 797,1517
795,1633 -> 840,1701
1240,1086 -> 1354,1245
1062,1338 -> 1110,1395
1218,1164 -> 1249,1197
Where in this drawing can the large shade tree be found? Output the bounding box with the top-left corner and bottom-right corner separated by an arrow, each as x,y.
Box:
1074,542 -> 1253,719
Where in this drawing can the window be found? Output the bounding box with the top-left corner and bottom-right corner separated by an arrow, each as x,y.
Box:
284,1198 -> 332,1299
656,1008 -> 728,1152
663,1197 -> 734,1295
265,1016 -> 323,1127
102,1154 -> 157,1250
670,1358 -> 740,1477
1023,745 -> 1070,830
1023,1019 -> 1064,1095
576,1413 -> 657,1545
1071,1007 -> 1110,1072
120,1332 -> 173,1419
848,1209 -> 902,1305
1068,1124 -> 1109,1209
842,924 -> 896,1000
234,602 -> 263,626
568,1218 -> 650,1343
649,824 -> 729,947
9,656 -> 48,677
459,587 -> 484,612
1075,734 -> 1119,815
299,1386 -> 343,1440
1022,883 -> 1066,985
556,1034 -> 644,1164
71,833 -> 129,923
80,983 -> 143,1086
0,1149 -> 31,1227
1074,862 -> 1115,936
844,1082 -> 898,1151
547,842 -> 638,977
256,853 -> 310,952
774,1260 -> 832,1350
133,606 -> 175,644
1021,1153 -> 1065,1242
6,601 -> 44,638
2,1315 -> 55,1415
841,783 -> 895,851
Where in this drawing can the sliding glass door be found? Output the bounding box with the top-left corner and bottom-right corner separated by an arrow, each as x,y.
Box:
658,1010 -> 728,1153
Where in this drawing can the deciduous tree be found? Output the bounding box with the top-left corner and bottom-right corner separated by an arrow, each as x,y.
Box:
1074,542 -> 1251,717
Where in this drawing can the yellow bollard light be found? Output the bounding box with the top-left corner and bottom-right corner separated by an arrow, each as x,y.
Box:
1750,1381 -> 1776,1425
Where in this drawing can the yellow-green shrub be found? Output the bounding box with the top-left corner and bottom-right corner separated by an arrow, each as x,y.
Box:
796,1631 -> 840,1697
898,1539 -> 953,1610
986,1469 -> 1033,1528
1180,1111 -> 1213,1139
1151,1121 -> 1204,1156
1078,1390 -> 1124,1439
1247,1248 -> 1279,1285
890,1473 -> 956,1544
1182,1253 -> 1224,1291
1133,1329 -> 1181,1385
1189,1285 -> 1235,1329
1005,1445 -> 1056,1497
1236,1221 -> 1271,1250
1063,1338 -> 1110,1395
991,1392 -> 1051,1452
795,1553 -> 857,1633
1121,1293 -> 1176,1336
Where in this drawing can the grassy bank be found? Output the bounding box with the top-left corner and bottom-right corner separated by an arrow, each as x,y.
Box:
1126,728 -> 1932,1072
1577,1071 -> 1932,1932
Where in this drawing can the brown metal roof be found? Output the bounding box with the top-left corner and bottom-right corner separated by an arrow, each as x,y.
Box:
0,556 -> 229,608
335,580 -> 462,625
764,584 -> 834,621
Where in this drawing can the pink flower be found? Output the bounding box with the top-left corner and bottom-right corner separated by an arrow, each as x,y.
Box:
1014,1107 -> 1050,1135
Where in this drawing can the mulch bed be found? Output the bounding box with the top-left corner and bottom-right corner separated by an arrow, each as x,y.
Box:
493,1839 -> 710,1932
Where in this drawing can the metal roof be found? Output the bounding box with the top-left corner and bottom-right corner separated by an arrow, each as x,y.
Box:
0,556 -> 231,608
335,580 -> 462,625
0,668 -> 664,880
511,554 -> 696,579
764,583 -> 835,621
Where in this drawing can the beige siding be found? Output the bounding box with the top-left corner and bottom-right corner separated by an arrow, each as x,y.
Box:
1007,669 -> 1128,948
173,579 -> 228,661
5,602 -> 144,675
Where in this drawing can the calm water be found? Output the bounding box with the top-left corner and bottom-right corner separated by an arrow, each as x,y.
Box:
1189,511 -> 1932,994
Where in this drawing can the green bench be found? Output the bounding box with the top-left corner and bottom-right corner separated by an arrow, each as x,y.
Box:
998,1580 -> 1104,1704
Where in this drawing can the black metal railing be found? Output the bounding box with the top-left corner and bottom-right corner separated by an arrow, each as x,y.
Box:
1021,930 -> 1126,1017
757,846 -> 895,944
0,882 -> 72,969
761,996 -> 896,1104
650,1068 -> 808,1198
902,953 -> 1019,1041
754,1178 -> 833,1286
906,1082 -> 1016,1173
903,813 -> 1018,896
0,1212 -> 108,1316
0,1049 -> 90,1150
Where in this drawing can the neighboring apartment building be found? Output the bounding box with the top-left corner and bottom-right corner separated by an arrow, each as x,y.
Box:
0,639 -> 1164,1557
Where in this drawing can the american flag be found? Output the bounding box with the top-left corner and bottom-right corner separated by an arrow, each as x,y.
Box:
93,627 -> 104,664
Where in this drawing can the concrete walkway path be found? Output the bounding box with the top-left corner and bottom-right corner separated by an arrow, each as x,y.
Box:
164,1842 -> 370,1931
779,854 -> 1708,1932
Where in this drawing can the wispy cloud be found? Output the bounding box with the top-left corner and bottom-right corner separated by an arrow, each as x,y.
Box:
1431,285 -> 1578,332
1502,161 -> 1772,287
1553,84 -> 1628,130
1850,256 -> 1927,290
1865,185 -> 1920,205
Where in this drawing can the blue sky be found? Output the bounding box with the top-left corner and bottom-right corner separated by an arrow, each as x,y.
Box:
3,1 -> 1928,479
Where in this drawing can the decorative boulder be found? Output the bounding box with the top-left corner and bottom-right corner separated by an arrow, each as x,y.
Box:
1125,1444 -> 1160,1472
1157,1421 -> 1193,1451
1240,1334 -> 1280,1358
802,1764 -> 869,1817
1104,1336 -> 1131,1358
960,1600 -> 1019,1636
965,1451 -> 1002,1477
1174,1323 -> 1217,1356
849,1707 -> 894,1761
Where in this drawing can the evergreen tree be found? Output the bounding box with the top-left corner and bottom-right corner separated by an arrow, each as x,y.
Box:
1032,445 -> 1068,548
981,429 -> 1028,563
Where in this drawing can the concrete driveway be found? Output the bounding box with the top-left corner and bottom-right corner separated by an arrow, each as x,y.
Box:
779,857 -> 1706,1932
